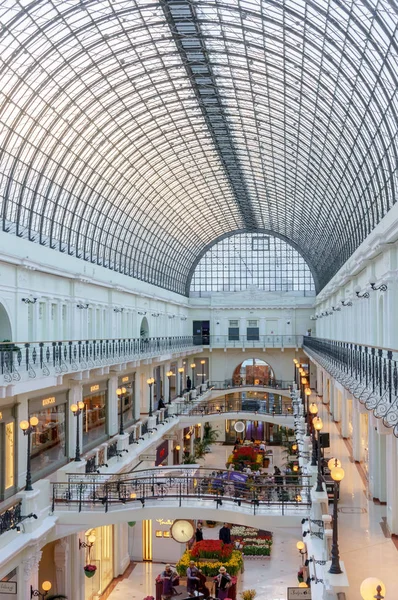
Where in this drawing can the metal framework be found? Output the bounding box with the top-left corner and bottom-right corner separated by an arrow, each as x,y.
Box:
190,232 -> 315,293
0,0 -> 397,294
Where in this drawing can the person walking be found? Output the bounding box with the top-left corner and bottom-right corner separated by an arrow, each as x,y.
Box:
195,522 -> 203,542
219,523 -> 231,545
186,376 -> 192,391
186,560 -> 201,594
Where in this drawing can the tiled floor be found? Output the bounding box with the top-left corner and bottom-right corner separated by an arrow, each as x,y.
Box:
107,418 -> 398,600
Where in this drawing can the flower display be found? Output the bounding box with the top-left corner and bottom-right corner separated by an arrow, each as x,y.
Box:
176,548 -> 243,577
83,564 -> 97,578
191,540 -> 234,560
230,526 -> 273,557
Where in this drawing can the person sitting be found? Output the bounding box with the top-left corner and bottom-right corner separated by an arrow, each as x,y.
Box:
158,396 -> 166,410
160,565 -> 179,600
186,560 -> 201,594
214,567 -> 232,600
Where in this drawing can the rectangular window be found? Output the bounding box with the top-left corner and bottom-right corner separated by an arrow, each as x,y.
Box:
5,422 -> 14,490
247,327 -> 259,341
251,236 -> 270,251
228,327 -> 240,341
229,320 -> 239,327
30,404 -> 66,477
248,320 -> 258,327
83,388 -> 107,448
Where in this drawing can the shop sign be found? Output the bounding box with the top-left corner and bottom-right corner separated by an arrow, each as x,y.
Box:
122,376 -> 129,383
42,396 -> 56,407
156,519 -> 173,526
155,440 -> 169,466
0,581 -> 17,594
90,385 -> 100,393
287,587 -> 311,599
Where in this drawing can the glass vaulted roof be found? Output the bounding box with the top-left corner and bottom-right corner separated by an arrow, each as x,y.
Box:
0,0 -> 397,295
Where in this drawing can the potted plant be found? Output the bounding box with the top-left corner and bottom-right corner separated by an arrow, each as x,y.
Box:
241,590 -> 256,600
84,564 -> 97,578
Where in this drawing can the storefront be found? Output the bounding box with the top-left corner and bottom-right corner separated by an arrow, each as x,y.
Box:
83,382 -> 108,450
84,526 -> 114,600
29,392 -> 68,480
118,374 -> 135,427
0,406 -> 16,500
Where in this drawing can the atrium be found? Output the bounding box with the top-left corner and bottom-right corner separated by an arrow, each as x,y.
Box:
0,0 -> 397,599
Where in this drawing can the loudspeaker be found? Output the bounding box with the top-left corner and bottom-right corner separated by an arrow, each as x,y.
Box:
319,432 -> 330,448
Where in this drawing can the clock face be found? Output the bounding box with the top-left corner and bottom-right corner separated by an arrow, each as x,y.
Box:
170,519 -> 194,543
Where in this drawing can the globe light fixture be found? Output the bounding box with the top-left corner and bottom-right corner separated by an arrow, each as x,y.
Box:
116,386 -> 127,434
309,402 -> 318,415
70,401 -> 85,461
360,578 -> 386,600
20,416 -> 39,491
328,458 -> 342,470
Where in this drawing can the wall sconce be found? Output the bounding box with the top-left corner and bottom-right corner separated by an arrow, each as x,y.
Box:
114,307 -> 124,312
168,315 -> 175,319
341,300 -> 352,307
369,280 -> 387,292
181,316 -> 187,321
138,311 -> 147,315
332,306 -> 341,312
354,285 -> 369,299
310,315 -> 317,320
30,581 -> 52,598
152,313 -> 160,317
76,303 -> 89,309
21,297 -> 37,304
79,533 -> 96,549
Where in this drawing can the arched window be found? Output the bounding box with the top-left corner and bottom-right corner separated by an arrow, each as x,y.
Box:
189,233 -> 315,295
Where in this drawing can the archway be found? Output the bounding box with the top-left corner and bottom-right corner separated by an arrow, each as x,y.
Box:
0,303 -> 12,342
140,317 -> 149,339
232,358 -> 275,386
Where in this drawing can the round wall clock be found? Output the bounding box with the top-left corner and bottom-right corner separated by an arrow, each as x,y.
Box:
170,519 -> 194,543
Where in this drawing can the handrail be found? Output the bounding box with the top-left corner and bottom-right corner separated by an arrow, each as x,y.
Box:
202,334 -> 303,348
173,398 -> 293,417
209,380 -> 291,390
52,472 -> 311,515
0,335 -> 195,346
303,336 -> 398,436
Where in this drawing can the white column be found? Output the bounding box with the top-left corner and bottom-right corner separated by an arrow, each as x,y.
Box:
368,420 -> 378,499
114,523 -> 130,577
54,538 -> 70,597
352,401 -> 362,462
21,546 -> 42,599
134,372 -> 141,421
341,390 -> 350,439
17,397 -> 29,490
386,435 -> 398,535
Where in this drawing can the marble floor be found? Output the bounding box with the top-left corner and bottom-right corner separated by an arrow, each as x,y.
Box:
107,418 -> 398,600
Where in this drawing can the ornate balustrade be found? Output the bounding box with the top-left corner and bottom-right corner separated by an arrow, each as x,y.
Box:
303,336 -> 398,436
0,336 -> 197,383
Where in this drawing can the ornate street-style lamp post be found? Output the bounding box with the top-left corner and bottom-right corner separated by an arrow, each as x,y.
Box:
329,464 -> 345,574
20,416 -> 39,491
190,362 -> 196,388
309,402 -> 319,466
70,401 -> 85,461
313,416 -> 324,492
178,367 -> 184,396
166,370 -> 173,404
117,386 -> 127,435
147,377 -> 155,417
200,359 -> 206,385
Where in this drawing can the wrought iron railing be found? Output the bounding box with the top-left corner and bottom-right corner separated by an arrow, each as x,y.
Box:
0,501 -> 22,535
209,380 -> 291,390
173,396 -> 293,417
0,336 -> 197,382
52,470 -> 311,515
197,334 -> 303,349
303,336 -> 398,436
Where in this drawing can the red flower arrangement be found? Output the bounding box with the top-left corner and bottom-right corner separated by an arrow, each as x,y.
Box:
191,540 -> 234,560
84,564 -> 97,578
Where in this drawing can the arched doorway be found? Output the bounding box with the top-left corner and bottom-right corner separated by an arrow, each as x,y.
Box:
140,317 -> 149,339
232,358 -> 275,386
0,303 -> 12,342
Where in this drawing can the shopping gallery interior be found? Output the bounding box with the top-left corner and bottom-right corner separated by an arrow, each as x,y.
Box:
0,1 -> 397,599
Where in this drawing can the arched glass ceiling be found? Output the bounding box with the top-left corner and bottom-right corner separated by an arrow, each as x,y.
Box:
0,0 -> 397,296
189,232 -> 315,295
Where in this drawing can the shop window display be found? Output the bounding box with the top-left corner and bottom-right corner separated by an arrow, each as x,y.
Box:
30,404 -> 66,476
83,388 -> 107,448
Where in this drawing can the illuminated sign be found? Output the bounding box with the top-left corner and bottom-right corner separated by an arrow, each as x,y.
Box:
42,397 -> 56,407
90,385 -> 100,393
122,376 -> 129,383
156,519 -> 173,526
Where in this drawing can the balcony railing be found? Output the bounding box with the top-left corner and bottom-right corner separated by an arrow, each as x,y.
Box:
194,334 -> 303,349
0,336 -> 197,383
52,468 -> 311,516
173,396 -> 293,417
303,336 -> 398,437
209,379 -> 291,390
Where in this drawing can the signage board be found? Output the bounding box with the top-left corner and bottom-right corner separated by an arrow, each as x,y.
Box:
287,587 -> 311,600
0,581 -> 17,594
